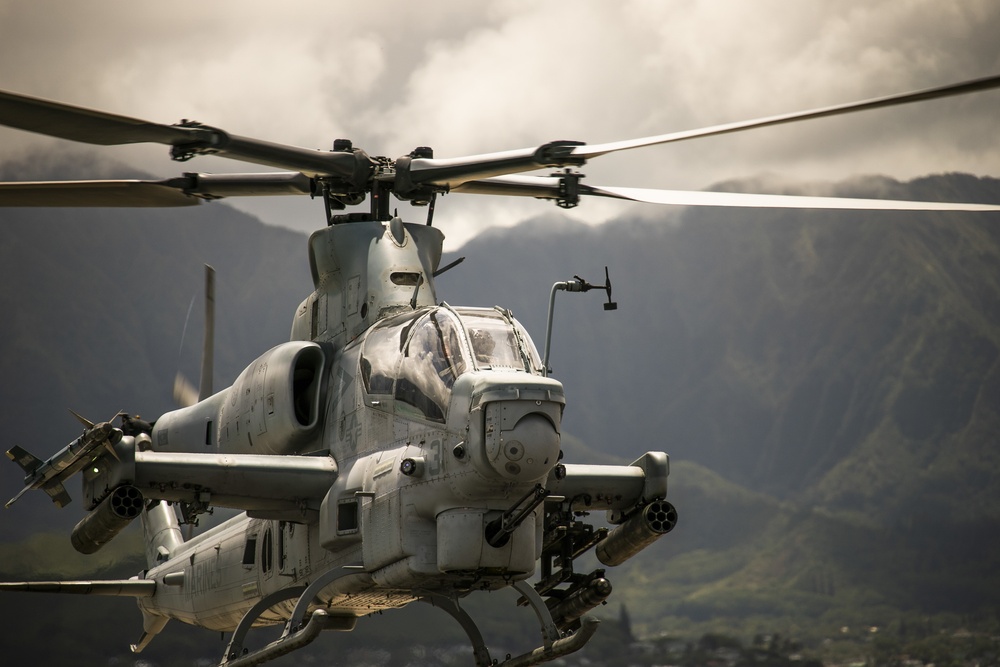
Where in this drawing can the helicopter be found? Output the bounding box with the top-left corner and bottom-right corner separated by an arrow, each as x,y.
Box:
1,74 -> 1000,667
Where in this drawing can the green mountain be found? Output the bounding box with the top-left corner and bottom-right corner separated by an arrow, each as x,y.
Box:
443,173 -> 1000,524
440,173 -> 1000,659
0,154 -> 314,538
1,154 -> 998,664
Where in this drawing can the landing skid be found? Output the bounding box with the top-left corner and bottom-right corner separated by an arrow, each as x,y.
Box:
421,581 -> 600,667
220,565 -> 361,667
219,575 -> 600,667
222,608 -> 337,667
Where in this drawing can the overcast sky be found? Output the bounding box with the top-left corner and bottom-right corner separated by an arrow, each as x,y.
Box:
1,0 -> 998,249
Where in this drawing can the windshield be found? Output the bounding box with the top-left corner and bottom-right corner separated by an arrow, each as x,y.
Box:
360,308 -> 468,422
358,307 -> 542,421
456,308 -> 542,373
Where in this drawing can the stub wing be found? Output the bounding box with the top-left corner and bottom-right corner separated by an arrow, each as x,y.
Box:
547,451 -> 669,512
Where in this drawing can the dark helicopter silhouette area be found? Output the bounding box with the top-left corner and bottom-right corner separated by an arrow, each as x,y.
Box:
1,151 -> 999,663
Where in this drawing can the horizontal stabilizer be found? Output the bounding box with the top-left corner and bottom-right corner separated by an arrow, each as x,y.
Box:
0,579 -> 155,597
6,445 -> 42,475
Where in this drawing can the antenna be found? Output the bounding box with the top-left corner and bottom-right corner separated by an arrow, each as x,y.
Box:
199,265 -> 215,401
542,266 -> 617,376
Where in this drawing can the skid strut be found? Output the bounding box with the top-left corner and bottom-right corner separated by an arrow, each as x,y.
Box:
221,586 -> 307,664
218,564 -> 363,667
419,593 -> 494,667
221,561 -> 600,667
419,580 -> 599,667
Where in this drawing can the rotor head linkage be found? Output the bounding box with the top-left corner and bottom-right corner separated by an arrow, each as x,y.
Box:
554,169 -> 584,209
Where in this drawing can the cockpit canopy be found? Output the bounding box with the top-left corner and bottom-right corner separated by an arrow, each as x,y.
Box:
360,306 -> 542,422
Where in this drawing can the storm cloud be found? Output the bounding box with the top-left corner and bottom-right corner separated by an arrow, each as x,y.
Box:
1,0 -> 998,247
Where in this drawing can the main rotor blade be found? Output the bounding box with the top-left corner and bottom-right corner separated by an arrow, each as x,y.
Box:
0,172 -> 313,207
0,89 -> 370,181
0,180 -> 202,207
569,74 -> 1000,160
452,175 -> 1000,211
403,74 -> 1000,192
0,89 -> 196,145
399,141 -> 584,192
586,184 -> 1000,211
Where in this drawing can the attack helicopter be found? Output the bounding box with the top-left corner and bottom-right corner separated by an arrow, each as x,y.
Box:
1,74 -> 1000,667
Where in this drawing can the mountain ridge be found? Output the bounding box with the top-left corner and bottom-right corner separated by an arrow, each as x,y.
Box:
443,174 -> 1000,522
1,154 -> 998,661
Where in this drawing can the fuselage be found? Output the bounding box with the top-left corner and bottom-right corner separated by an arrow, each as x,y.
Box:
140,302 -> 565,632
3,218 -> 673,667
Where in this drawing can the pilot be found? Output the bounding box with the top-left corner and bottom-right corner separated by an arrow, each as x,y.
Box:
469,328 -> 496,364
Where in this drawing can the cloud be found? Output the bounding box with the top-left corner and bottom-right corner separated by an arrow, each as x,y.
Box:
1,0 -> 998,248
